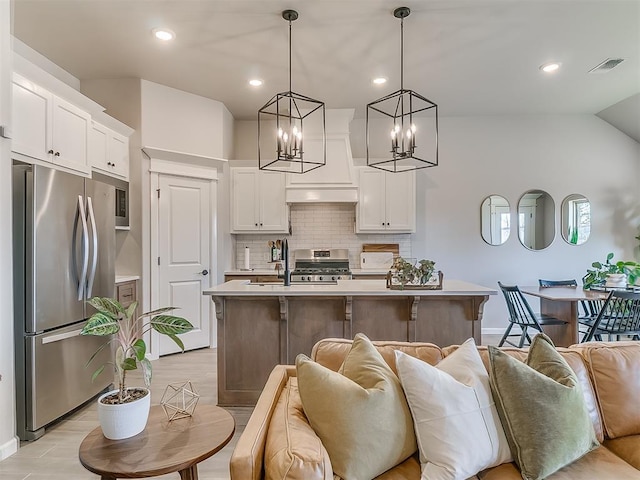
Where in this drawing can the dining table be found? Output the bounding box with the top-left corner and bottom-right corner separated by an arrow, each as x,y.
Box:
519,286 -> 610,347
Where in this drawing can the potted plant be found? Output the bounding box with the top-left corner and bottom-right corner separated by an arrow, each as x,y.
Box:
81,297 -> 193,440
390,257 -> 437,287
582,252 -> 640,289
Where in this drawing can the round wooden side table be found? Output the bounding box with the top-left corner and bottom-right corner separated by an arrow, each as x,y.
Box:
79,404 -> 235,480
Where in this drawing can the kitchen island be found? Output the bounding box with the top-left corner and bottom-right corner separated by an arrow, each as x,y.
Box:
203,279 -> 496,406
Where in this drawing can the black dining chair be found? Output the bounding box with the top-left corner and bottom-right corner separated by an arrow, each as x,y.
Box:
498,282 -> 568,347
582,290 -> 640,342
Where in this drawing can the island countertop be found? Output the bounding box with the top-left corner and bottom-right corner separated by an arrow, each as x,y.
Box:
203,279 -> 497,297
207,278 -> 496,406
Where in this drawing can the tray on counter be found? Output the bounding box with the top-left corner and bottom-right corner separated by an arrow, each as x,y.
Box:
386,271 -> 443,290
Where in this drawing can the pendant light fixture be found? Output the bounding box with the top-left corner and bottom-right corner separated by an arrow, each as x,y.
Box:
258,9 -> 326,174
366,7 -> 438,172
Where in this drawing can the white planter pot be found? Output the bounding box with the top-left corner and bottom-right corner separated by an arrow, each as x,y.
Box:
97,388 -> 151,440
605,273 -> 627,287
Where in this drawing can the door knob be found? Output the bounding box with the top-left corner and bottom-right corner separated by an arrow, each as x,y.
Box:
198,269 -> 209,276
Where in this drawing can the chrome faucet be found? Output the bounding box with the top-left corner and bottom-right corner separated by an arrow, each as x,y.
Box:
281,238 -> 290,286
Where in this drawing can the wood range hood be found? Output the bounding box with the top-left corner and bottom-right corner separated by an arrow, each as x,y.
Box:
285,109 -> 358,203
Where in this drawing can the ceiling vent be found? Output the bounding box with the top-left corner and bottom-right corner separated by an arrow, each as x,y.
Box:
588,58 -> 625,73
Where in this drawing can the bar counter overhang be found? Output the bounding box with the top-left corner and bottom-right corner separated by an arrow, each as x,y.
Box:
203,279 -> 496,406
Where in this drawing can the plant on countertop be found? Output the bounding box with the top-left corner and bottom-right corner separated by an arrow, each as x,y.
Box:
582,252 -> 640,289
81,297 -> 194,404
391,257 -> 437,286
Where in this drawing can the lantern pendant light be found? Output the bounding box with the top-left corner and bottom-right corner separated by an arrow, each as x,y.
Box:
258,9 -> 326,174
366,7 -> 439,172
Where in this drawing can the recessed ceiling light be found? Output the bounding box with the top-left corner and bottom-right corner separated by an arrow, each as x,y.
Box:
249,79 -> 263,87
152,28 -> 175,41
540,62 -> 561,73
373,77 -> 387,85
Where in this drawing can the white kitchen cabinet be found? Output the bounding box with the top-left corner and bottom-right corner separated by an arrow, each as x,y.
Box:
356,167 -> 416,233
231,168 -> 289,233
89,121 -> 129,180
12,73 -> 90,175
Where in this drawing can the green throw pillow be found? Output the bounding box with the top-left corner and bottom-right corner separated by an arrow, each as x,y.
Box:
296,333 -> 417,480
488,334 -> 599,480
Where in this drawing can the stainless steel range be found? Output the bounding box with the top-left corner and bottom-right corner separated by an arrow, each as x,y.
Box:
290,249 -> 352,283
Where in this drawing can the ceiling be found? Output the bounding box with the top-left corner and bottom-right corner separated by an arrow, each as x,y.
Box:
11,0 -> 640,135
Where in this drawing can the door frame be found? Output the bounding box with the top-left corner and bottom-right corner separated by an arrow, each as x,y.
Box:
149,158 -> 218,359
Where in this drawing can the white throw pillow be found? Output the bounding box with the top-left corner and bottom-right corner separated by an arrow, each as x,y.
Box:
395,338 -> 512,480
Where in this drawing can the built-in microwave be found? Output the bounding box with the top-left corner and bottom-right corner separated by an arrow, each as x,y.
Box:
88,172 -> 129,228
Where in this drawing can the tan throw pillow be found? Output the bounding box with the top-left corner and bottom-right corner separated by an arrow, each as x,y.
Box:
395,338 -> 512,479
488,334 -> 599,480
264,377 -> 333,480
296,333 -> 417,480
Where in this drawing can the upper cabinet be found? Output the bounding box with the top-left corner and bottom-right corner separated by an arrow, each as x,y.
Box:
356,167 -> 416,233
231,168 -> 289,234
12,73 -> 90,176
89,121 -> 129,180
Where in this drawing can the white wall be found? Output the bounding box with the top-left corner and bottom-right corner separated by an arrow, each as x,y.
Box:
353,115 -> 639,330
140,79 -> 229,159
235,115 -> 640,331
81,79 -> 143,278
0,0 -> 17,460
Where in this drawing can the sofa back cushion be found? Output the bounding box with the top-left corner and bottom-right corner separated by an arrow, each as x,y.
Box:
311,337 -> 444,373
572,341 -> 640,439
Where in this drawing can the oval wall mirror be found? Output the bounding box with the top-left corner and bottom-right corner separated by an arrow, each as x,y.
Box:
480,195 -> 511,246
517,190 -> 555,250
561,194 -> 591,245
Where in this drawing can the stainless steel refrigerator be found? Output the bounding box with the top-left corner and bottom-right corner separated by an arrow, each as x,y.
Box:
13,162 -> 115,440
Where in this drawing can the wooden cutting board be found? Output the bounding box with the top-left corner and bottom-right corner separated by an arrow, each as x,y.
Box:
362,243 -> 400,255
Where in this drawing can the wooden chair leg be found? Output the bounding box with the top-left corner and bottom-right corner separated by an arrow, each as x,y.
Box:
498,323 -> 514,347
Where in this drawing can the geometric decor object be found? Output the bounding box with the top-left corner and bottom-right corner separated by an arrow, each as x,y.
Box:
258,9 -> 326,174
160,381 -> 200,422
366,7 -> 439,172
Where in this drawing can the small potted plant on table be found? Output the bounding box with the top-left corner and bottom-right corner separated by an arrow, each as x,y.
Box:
582,252 -> 640,289
81,297 -> 193,440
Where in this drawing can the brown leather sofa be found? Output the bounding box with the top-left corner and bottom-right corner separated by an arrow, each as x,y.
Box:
230,339 -> 640,479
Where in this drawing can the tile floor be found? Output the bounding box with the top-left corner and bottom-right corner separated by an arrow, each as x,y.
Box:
2,335 -> 503,479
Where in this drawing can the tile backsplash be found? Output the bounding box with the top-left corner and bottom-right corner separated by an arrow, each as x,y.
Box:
234,203 -> 412,270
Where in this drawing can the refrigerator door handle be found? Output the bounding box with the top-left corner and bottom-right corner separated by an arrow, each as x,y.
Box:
77,195 -> 89,301
86,196 -> 98,298
41,328 -> 84,345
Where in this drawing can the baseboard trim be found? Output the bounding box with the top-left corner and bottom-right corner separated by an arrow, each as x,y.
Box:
481,328 -> 506,335
0,435 -> 19,461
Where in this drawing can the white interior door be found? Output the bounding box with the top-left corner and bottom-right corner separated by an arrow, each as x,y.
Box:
158,174 -> 211,354
519,206 -> 536,249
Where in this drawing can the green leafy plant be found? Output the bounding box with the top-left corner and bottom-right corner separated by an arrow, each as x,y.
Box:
391,257 -> 437,286
582,253 -> 640,289
81,297 -> 193,404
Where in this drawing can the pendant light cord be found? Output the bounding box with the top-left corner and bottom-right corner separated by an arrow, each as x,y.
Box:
400,16 -> 404,91
289,18 -> 292,93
